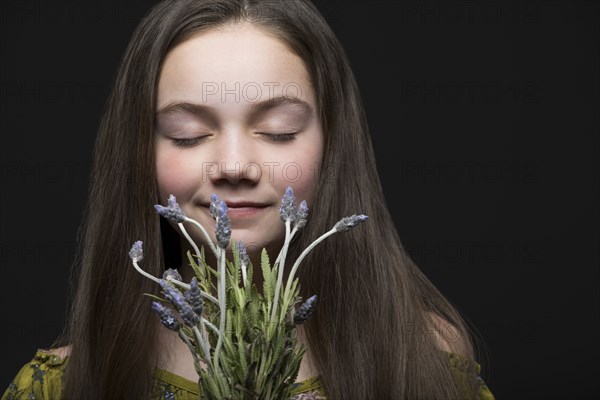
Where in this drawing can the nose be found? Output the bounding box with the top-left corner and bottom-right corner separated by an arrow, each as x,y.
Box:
208,130 -> 261,185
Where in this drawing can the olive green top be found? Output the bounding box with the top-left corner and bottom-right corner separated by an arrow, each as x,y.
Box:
2,348 -> 495,399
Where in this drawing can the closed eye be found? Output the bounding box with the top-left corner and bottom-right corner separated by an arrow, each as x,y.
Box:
170,137 -> 208,147
259,133 -> 297,143
170,133 -> 297,148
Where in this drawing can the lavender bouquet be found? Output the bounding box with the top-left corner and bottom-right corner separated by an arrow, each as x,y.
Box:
128,187 -> 368,399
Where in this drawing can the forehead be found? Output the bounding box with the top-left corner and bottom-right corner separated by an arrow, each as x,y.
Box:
156,23 -> 314,112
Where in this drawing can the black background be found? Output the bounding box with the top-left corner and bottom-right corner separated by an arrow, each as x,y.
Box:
1,1 -> 598,398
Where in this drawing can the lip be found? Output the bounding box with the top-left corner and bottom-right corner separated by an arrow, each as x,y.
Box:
201,201 -> 269,208
224,201 -> 269,208
200,203 -> 269,219
226,206 -> 268,218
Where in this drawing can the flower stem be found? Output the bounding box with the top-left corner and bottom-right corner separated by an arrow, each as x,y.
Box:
177,222 -> 205,275
184,216 -> 219,258
213,247 -> 227,375
269,219 -> 292,333
132,261 -> 160,283
165,275 -> 218,306
179,329 -> 201,364
201,317 -> 220,338
193,325 -> 211,367
280,228 -> 337,324
272,225 -> 298,273
241,262 -> 248,288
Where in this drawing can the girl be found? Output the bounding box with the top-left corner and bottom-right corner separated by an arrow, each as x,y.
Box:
3,1 -> 494,399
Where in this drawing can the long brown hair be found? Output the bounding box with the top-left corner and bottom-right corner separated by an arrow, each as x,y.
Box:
53,0 -> 485,398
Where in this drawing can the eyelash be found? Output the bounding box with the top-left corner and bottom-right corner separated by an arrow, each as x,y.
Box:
170,133 -> 297,147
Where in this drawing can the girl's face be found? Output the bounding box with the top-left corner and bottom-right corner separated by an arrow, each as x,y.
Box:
155,23 -> 324,259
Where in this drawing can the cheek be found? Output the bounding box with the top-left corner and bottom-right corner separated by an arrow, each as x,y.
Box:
273,144 -> 322,208
155,147 -> 198,203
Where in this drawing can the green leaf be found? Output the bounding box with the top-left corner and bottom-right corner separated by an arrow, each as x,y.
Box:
244,261 -> 254,299
237,339 -> 249,380
141,292 -> 168,303
234,305 -> 244,339
260,248 -> 274,309
267,330 -> 286,376
229,272 -> 245,311
186,249 -> 203,281
219,363 -> 233,398
231,239 -> 242,286
224,309 -> 235,354
248,286 -> 260,328
202,373 -> 221,399
286,347 -> 304,386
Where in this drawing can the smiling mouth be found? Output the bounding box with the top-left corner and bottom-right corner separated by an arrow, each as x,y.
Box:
200,204 -> 269,218
226,206 -> 268,219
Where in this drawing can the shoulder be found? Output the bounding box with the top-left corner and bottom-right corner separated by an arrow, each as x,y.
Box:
40,344 -> 72,359
2,346 -> 70,399
426,312 -> 470,359
425,314 -> 496,399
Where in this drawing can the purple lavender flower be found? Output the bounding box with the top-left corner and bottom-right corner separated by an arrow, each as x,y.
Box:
215,200 -> 232,249
236,240 -> 250,265
154,194 -> 186,223
209,193 -> 219,219
129,240 -> 143,262
295,200 -> 309,229
279,186 -> 297,223
151,301 -> 181,331
293,295 -> 317,325
184,277 -> 204,316
179,303 -> 199,327
158,279 -> 199,327
162,268 -> 182,282
158,279 -> 184,304
333,214 -> 369,232
209,193 -> 232,248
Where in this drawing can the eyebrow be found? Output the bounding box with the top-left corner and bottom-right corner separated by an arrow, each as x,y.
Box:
155,95 -> 313,124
